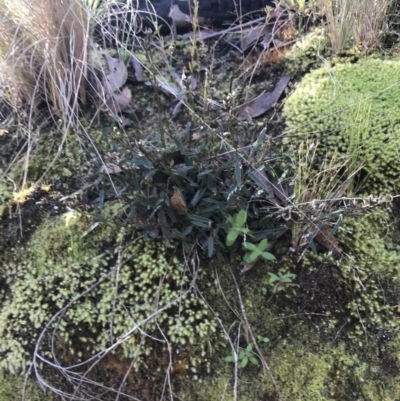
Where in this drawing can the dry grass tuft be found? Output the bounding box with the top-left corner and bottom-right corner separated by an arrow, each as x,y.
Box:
0,0 -> 90,120
320,0 -> 392,54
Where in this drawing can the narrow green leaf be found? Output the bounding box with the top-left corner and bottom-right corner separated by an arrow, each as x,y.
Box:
199,204 -> 225,214
326,215 -> 343,239
132,173 -> 141,191
235,163 -> 242,185
224,355 -> 235,362
197,169 -> 214,177
306,235 -> 318,254
258,239 -> 268,251
226,230 -> 239,246
202,198 -> 220,204
128,202 -> 136,218
243,242 -> 258,251
98,189 -> 105,209
182,226 -> 193,236
249,169 -> 273,195
268,273 -> 279,283
243,252 -> 259,263
173,137 -> 186,154
250,127 -> 267,158
171,229 -> 184,239
190,188 -> 206,208
261,252 -> 276,261
246,343 -> 253,352
236,228 -> 253,235
240,356 -> 249,368
207,236 -> 214,258
132,155 -> 153,169
189,215 -> 210,228
235,210 -> 247,227
249,356 -> 259,365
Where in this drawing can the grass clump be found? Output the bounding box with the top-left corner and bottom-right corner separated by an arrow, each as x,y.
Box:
320,0 -> 391,54
0,0 -> 90,119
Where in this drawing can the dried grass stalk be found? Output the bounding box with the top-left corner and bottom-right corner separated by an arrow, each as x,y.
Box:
0,0 -> 90,118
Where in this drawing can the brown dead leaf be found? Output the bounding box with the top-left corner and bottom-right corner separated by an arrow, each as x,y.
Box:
241,261 -> 256,273
130,54 -> 144,81
237,76 -> 290,120
168,4 -> 191,26
183,28 -> 217,41
106,86 -> 133,114
119,116 -> 132,128
170,186 -> 189,215
314,223 -> 341,259
102,55 -> 128,93
239,25 -> 272,51
99,162 -> 122,174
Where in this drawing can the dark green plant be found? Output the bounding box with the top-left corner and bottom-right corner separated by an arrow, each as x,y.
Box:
267,272 -> 297,293
226,210 -> 252,247
83,122 -> 288,260
242,239 -> 276,263
224,342 -> 259,369
225,210 -> 276,263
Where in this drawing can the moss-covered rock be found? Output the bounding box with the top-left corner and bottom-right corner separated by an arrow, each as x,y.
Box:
284,57 -> 400,194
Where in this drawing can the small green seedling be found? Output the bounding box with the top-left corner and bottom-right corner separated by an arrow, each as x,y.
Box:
268,272 -> 298,293
226,210 -> 252,246
242,239 -> 276,263
257,335 -> 270,344
224,342 -> 259,369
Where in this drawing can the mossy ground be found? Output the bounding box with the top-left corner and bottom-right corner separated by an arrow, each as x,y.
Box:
2,16 -> 400,401
0,374 -> 54,401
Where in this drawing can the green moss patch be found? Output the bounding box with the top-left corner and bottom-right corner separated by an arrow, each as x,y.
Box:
284,58 -> 400,194
0,208 -> 219,373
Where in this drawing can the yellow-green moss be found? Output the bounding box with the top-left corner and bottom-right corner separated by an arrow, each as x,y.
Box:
285,28 -> 331,75
0,208 -> 219,373
0,374 -> 54,401
284,57 -> 400,194
178,337 -> 400,401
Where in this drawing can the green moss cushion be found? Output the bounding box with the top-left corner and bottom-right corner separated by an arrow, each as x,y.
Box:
283,58 -> 400,194
0,211 -> 217,373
